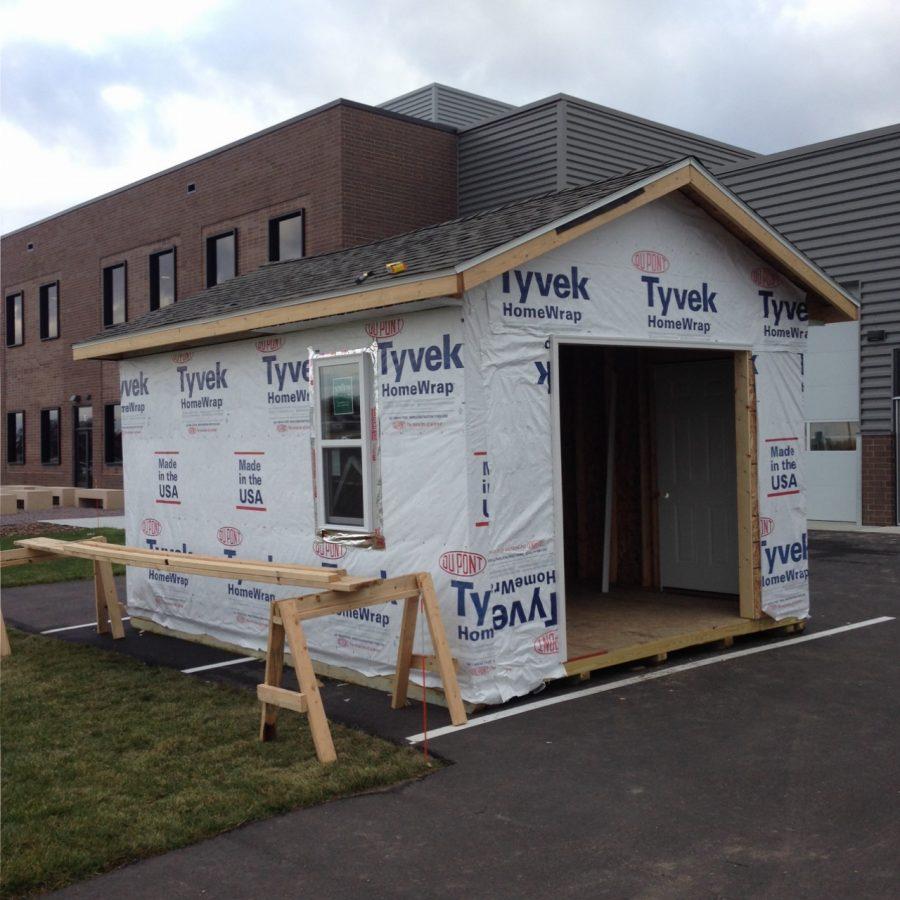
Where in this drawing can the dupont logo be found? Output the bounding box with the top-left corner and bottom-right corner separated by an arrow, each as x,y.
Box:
632,250 -> 669,274
760,516 -> 775,538
172,351 -> 193,364
439,550 -> 486,577
255,337 -> 283,353
188,426 -> 197,435
533,629 -> 559,655
751,267 -> 781,289
277,423 -> 288,433
313,541 -> 347,560
366,318 -> 404,340
217,526 -> 243,547
140,518 -> 162,537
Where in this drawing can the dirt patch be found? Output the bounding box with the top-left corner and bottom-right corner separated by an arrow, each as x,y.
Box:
0,522 -> 83,539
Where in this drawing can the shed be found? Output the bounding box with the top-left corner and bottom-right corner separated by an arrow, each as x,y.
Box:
74,159 -> 858,704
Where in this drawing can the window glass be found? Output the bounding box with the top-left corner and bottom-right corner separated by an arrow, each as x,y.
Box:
318,363 -> 361,440
40,283 -> 59,339
809,421 -> 859,451
278,214 -> 303,261
105,404 -> 122,464
6,293 -> 23,346
7,411 -> 25,463
151,249 -> 176,309
322,446 -> 364,526
104,264 -> 126,326
41,408 -> 60,464
208,232 -> 236,286
77,406 -> 93,428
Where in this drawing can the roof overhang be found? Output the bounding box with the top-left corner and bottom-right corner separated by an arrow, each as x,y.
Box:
73,159 -> 858,361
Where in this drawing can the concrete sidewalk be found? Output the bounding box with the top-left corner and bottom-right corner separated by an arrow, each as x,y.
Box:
4,531 -> 898,899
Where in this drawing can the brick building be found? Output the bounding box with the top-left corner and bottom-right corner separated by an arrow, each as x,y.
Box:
2,83 -> 897,524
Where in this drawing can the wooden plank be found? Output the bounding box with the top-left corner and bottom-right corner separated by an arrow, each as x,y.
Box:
93,561 -> 109,635
391,595 -> 419,710
284,575 -> 421,622
279,607 -> 337,764
95,558 -> 125,639
256,684 -> 308,714
418,573 -> 467,726
0,546 -> 58,568
0,612 -> 10,658
259,604 -> 287,741
734,351 -> 761,619
410,653 -> 460,675
73,274 -> 463,361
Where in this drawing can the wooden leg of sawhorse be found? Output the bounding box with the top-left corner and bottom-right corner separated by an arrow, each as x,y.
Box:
391,594 -> 419,711
418,574 -> 467,726
92,558 -> 124,640
259,604 -> 286,741
282,611 -> 337,765
0,610 -> 11,658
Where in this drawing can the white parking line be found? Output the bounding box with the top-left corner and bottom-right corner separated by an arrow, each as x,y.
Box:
41,618 -> 131,634
406,616 -> 895,744
181,656 -> 259,674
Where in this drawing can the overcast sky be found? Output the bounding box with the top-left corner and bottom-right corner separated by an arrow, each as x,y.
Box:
2,0 -> 899,233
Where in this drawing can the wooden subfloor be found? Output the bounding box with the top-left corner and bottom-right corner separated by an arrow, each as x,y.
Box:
565,583 -> 801,676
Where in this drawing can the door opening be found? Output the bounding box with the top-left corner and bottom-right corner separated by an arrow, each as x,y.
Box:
558,344 -> 746,666
74,405 -> 93,489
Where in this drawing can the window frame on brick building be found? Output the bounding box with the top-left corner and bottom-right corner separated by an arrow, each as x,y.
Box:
104,403 -> 123,466
268,211 -> 305,262
40,407 -> 61,465
5,291 -> 24,347
7,410 -> 25,465
39,281 -> 60,340
102,262 -> 128,327
149,247 -> 177,311
206,230 -> 237,288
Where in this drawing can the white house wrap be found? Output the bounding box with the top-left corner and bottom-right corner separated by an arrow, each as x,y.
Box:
119,190 -> 817,704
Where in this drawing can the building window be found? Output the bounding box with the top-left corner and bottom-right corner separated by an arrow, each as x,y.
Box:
206,231 -> 236,287
808,421 -> 859,451
39,282 -> 60,340
41,407 -> 61,464
103,263 -> 127,327
104,404 -> 123,465
314,354 -> 374,531
269,211 -> 304,262
5,292 -> 23,346
7,410 -> 25,464
150,248 -> 176,310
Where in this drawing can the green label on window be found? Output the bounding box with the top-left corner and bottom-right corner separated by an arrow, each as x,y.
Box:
332,376 -> 355,416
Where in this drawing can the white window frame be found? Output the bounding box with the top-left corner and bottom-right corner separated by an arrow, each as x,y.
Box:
313,352 -> 374,533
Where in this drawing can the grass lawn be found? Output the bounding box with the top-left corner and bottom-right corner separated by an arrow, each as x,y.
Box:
1,630 -> 434,896
0,528 -> 126,588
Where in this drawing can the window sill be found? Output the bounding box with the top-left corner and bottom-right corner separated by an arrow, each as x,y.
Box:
40,335 -> 61,342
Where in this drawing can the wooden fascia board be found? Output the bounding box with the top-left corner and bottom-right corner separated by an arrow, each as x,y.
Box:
459,168 -> 692,291
73,273 -> 462,361
682,171 -> 859,322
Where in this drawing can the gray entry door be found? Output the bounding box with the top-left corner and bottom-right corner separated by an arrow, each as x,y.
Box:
654,358 -> 739,594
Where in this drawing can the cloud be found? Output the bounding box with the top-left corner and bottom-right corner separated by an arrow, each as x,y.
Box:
2,0 -> 899,232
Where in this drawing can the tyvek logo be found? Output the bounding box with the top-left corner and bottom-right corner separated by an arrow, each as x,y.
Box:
632,250 -> 669,274
366,318 -> 404,339
177,362 -> 228,397
140,517 -> 162,536
751,267 -> 781,289
255,337 -> 283,353
378,334 -> 462,399
120,372 -> 149,397
172,351 -> 193,364
533,629 -> 559,655
439,550 -> 486,577
759,290 -> 808,327
217,526 -> 243,547
643,274 -> 718,335
500,267 -> 590,325
313,541 -> 346,560
760,516 -> 775,538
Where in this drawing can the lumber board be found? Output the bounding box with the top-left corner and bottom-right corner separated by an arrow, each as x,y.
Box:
281,574 -> 422,622
0,612 -> 10,658
391,595 -> 419,710
409,653 -> 461,675
734,351 -> 761,619
0,546 -> 58,568
256,683 -> 308,714
259,604 -> 287,741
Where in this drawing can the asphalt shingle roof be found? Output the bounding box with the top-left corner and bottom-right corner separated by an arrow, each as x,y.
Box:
87,160 -> 674,344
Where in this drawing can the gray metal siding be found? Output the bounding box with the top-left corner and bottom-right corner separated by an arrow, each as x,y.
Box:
458,102 -> 562,215
458,96 -> 756,214
380,84 -> 515,128
720,127 -> 900,433
564,100 -> 756,186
